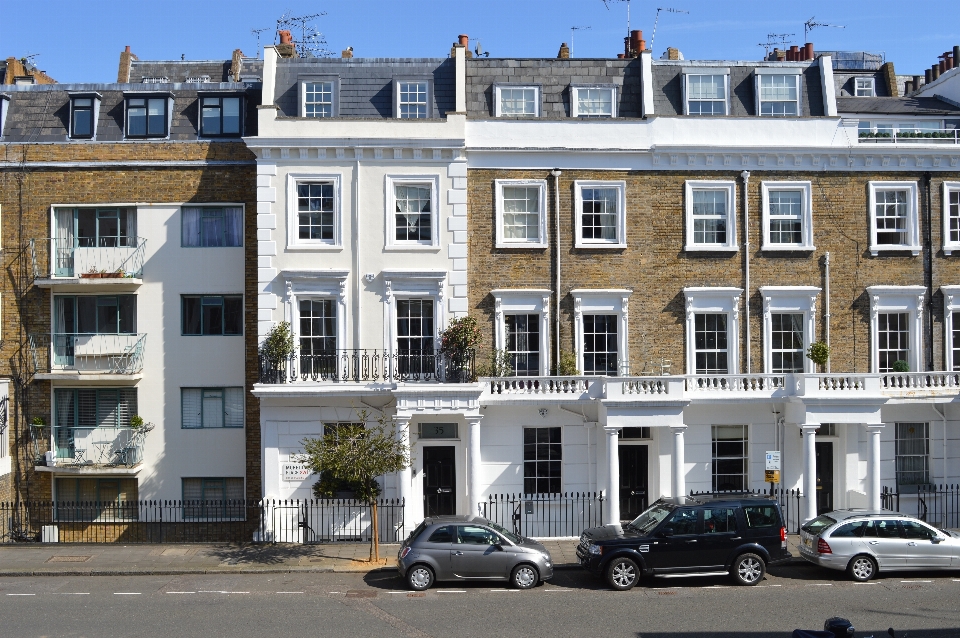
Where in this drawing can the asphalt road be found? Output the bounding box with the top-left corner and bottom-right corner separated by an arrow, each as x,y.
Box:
1,563 -> 959,638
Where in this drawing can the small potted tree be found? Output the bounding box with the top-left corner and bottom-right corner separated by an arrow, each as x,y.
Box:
260,321 -> 295,383
892,360 -> 909,373
806,341 -> 830,373
438,316 -> 481,383
29,416 -> 47,463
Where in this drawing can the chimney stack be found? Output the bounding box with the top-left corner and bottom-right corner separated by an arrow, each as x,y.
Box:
277,30 -> 297,58
558,42 -> 570,59
341,46 -> 353,59
117,45 -> 138,83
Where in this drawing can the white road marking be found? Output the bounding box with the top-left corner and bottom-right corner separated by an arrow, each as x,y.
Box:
436,590 -> 466,593
542,589 -> 571,592
7,594 -> 35,596
198,591 -> 249,594
113,593 -> 141,595
276,591 -> 304,594
165,592 -> 196,594
489,589 -> 519,592
900,580 -> 931,583
758,584 -> 782,587
56,593 -> 90,595
854,582 -> 878,585
329,591 -> 342,594
806,583 -> 833,586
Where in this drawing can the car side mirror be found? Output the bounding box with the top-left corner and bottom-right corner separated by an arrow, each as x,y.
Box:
659,527 -> 675,538
493,543 -> 504,551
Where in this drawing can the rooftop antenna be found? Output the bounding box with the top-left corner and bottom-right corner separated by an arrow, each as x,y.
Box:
251,28 -> 271,57
650,7 -> 689,53
275,10 -> 334,58
804,16 -> 845,42
473,39 -> 490,58
570,25 -> 591,57
601,0 -> 632,37
758,33 -> 795,58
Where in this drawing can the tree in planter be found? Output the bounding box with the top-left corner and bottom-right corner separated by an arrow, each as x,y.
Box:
438,316 -> 482,381
892,360 -> 910,373
555,350 -> 580,376
475,349 -> 514,378
260,321 -> 295,381
806,341 -> 830,373
300,410 -> 411,562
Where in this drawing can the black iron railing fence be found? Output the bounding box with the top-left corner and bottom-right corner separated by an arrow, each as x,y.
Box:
0,498 -> 404,544
883,484 -> 960,529
258,349 -> 475,384
480,492 -> 604,539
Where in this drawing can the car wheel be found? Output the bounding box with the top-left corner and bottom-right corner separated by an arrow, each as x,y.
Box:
847,555 -> 877,582
407,564 -> 434,591
731,553 -> 765,586
511,564 -> 539,590
605,557 -> 640,591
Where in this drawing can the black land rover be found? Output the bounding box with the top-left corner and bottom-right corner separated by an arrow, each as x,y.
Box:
577,494 -> 791,590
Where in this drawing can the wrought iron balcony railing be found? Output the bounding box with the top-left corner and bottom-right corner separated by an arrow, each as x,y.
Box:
258,348 -> 475,384
28,333 -> 146,375
29,237 -> 146,280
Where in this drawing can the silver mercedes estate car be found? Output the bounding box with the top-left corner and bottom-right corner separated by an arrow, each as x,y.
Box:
799,510 -> 960,581
397,515 -> 554,590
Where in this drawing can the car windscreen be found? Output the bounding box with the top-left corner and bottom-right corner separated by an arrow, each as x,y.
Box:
627,503 -> 676,535
485,520 -> 523,545
801,514 -> 837,535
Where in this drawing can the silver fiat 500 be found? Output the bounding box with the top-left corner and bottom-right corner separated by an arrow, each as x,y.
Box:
397,515 -> 554,590
799,509 -> 960,581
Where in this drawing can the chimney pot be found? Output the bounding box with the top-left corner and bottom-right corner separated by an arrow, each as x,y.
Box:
617,53 -> 625,59
926,69 -> 932,83
904,80 -> 913,94
804,42 -> 814,61
125,45 -> 130,53
458,34 -> 469,48
279,30 -> 293,45
932,63 -> 940,80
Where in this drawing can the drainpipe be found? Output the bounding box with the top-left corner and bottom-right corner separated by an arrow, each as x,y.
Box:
551,169 -> 562,373
355,157 -> 362,349
741,171 -> 751,374
932,404 -> 947,483
923,172 -> 933,371
824,252 -> 831,373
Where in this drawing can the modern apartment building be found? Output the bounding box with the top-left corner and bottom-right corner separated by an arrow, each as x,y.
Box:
0,50 -> 261,518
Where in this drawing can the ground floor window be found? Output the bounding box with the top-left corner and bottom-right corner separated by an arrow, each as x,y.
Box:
523,427 -> 561,494
55,477 -> 139,521
712,425 -> 747,491
895,422 -> 929,487
182,477 -> 245,519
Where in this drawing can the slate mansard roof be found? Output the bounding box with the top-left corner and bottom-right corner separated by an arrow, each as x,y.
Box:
0,83 -> 260,142
273,57 -> 456,119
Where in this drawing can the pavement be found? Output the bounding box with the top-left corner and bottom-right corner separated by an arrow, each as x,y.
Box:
0,534 -> 805,577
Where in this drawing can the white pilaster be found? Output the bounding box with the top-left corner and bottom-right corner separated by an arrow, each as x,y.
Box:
395,415 -> 412,534
604,427 -> 620,525
866,424 -> 884,510
801,424 -> 819,523
466,415 -> 483,517
671,425 -> 687,497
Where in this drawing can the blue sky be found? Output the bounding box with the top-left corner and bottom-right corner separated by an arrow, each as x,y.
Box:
3,0 -> 957,83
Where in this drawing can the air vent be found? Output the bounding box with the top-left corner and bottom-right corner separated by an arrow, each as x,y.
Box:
141,77 -> 169,84
186,75 -> 211,83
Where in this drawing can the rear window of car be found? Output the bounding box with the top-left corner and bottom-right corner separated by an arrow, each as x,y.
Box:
743,505 -> 781,529
801,515 -> 837,535
406,521 -> 428,542
829,521 -> 866,538
427,525 -> 455,543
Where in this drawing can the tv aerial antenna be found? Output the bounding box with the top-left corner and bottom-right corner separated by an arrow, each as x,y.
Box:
650,7 -> 689,53
251,28 -> 271,57
570,25 -> 591,57
601,0 -> 632,37
276,10 -> 333,58
757,33 -> 795,57
804,16 -> 845,42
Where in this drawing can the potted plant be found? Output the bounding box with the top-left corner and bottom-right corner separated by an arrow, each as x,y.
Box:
260,321 -> 295,382
29,417 -> 47,463
892,360 -> 909,373
806,341 -> 830,373
81,267 -> 101,279
130,414 -> 145,430
555,350 -> 580,376
438,316 -> 481,382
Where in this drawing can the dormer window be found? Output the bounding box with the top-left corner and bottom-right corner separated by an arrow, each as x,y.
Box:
756,69 -> 801,117
125,95 -> 169,138
683,69 -> 729,116
571,85 -> 617,118
200,95 -> 243,136
394,80 -> 431,119
0,95 -> 9,138
301,79 -> 338,118
69,94 -> 100,139
855,77 -> 875,97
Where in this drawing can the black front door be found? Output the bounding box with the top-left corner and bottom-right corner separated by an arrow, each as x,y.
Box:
619,445 -> 648,521
815,441 -> 834,515
424,446 -> 456,516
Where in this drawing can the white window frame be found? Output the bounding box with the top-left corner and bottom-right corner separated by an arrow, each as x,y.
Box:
282,269 -> 349,351
570,85 -> 618,118
382,270 -> 446,358
760,181 -> 814,251
495,179 -> 548,248
759,286 -> 820,374
285,173 -> 342,250
868,181 -> 921,256
571,289 -> 631,376
573,180 -> 627,248
942,182 -> 960,255
683,287 -> 743,376
493,84 -> 541,117
491,289 -> 552,376
940,285 -> 960,371
755,68 -> 802,117
394,78 -> 433,119
385,175 -> 441,250
854,77 -> 876,97
685,180 -> 738,252
866,285 -> 925,374
681,69 -> 730,116
299,78 -> 339,118
0,96 -> 9,140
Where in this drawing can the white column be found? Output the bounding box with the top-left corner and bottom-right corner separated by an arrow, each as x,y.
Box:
604,427 -> 621,525
671,425 -> 687,497
801,424 -> 819,523
394,416 -> 412,534
465,415 -> 483,517
866,424 -> 884,510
